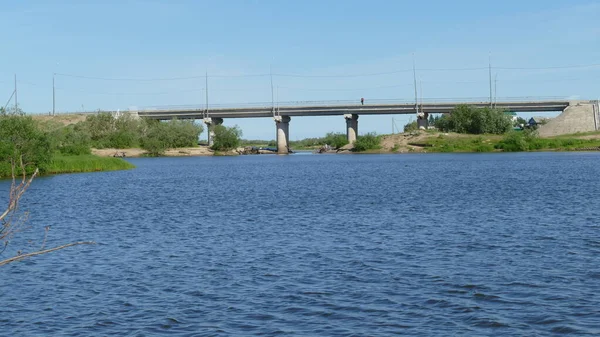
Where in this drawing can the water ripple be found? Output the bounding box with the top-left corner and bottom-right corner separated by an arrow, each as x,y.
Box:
2,153 -> 600,336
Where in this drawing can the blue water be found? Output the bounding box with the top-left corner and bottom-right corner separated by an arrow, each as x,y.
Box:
2,152 -> 600,336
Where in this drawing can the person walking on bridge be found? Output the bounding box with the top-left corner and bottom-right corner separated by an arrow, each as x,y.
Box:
361,97 -> 364,105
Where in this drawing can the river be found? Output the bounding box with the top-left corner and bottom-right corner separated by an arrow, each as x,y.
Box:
2,152 -> 600,336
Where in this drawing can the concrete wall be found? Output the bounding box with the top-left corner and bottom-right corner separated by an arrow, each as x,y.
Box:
538,103 -> 597,137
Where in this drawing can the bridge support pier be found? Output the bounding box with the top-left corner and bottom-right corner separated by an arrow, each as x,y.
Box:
274,115 -> 291,154
203,117 -> 223,147
417,112 -> 429,129
345,114 -> 359,144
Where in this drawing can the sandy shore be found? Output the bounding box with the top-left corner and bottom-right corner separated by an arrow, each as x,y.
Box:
92,146 -> 215,157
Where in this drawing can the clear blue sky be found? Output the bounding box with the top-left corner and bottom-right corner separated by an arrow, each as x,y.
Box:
1,0 -> 599,139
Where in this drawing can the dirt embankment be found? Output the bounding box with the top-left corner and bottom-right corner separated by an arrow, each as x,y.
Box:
32,114 -> 88,126
379,132 -> 440,152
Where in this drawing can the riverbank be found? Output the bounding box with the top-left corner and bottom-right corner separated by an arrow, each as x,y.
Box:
379,131 -> 600,153
89,131 -> 600,158
92,146 -> 214,157
0,155 -> 135,178
46,155 -> 135,175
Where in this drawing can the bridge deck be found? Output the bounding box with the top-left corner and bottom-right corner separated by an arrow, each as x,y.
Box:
137,101 -> 572,120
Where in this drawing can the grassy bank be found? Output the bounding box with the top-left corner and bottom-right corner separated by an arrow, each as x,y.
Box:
381,131 -> 600,153
45,155 -> 135,175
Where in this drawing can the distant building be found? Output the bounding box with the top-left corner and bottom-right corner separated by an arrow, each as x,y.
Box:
527,117 -> 551,128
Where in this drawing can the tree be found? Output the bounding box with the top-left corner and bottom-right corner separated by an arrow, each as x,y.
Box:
0,159 -> 94,267
0,113 -> 52,176
323,132 -> 348,149
436,105 -> 512,135
212,125 -> 242,151
353,133 -> 382,152
403,121 -> 418,133
428,114 -> 435,126
140,119 -> 204,156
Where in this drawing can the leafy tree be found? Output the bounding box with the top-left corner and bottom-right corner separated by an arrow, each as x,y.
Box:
428,114 -> 435,126
404,121 -> 418,132
0,114 -> 51,175
436,105 -> 512,135
323,132 -> 349,149
52,125 -> 92,155
80,112 -> 142,148
140,119 -> 203,156
139,121 -> 169,156
164,119 -> 203,148
212,125 -> 242,151
352,133 -> 381,152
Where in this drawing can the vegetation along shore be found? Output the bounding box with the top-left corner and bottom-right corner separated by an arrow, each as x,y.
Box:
3,104 -> 599,178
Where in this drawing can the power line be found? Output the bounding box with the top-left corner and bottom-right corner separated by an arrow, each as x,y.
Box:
54,87 -> 206,96
55,72 -> 270,81
49,62 -> 600,82
278,84 -> 413,91
496,63 -> 600,70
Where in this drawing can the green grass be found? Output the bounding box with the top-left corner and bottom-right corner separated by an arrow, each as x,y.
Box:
46,155 -> 135,174
421,132 -> 600,153
424,134 -> 500,153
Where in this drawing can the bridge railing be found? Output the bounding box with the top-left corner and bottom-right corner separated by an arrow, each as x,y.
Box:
25,96 -> 576,115
136,96 -> 572,112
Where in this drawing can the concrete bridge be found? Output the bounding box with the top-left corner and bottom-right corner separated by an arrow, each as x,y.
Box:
128,98 -> 575,153
59,97 -> 592,154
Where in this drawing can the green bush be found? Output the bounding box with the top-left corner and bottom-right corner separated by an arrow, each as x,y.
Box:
0,114 -> 52,175
79,112 -> 143,148
437,105 -> 512,135
353,133 -> 381,152
495,132 -> 528,152
212,125 -> 242,151
323,132 -> 348,149
56,125 -> 92,155
164,119 -> 203,148
404,121 -> 418,133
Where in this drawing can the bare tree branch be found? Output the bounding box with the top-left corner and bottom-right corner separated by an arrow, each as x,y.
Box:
0,241 -> 96,266
1,157 -> 94,267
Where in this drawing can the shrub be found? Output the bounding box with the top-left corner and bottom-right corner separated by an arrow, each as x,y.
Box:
0,114 -> 52,175
437,105 -> 512,135
495,132 -> 528,152
323,132 -> 348,149
403,121 -> 418,133
80,112 -> 143,148
56,125 -> 92,155
212,125 -> 242,151
164,119 -> 203,148
353,133 -> 381,152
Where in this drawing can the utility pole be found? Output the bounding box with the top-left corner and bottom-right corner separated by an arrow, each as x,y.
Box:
276,85 -> 279,113
52,73 -> 56,116
270,64 -> 275,115
488,53 -> 493,108
420,80 -> 423,113
205,70 -> 209,117
14,74 -> 17,111
494,74 -> 498,108
412,53 -> 419,115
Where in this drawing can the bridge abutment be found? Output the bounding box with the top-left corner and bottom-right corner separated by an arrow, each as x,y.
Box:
345,114 -> 359,144
203,117 -> 223,147
274,116 -> 291,154
127,107 -> 140,120
417,112 -> 429,129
